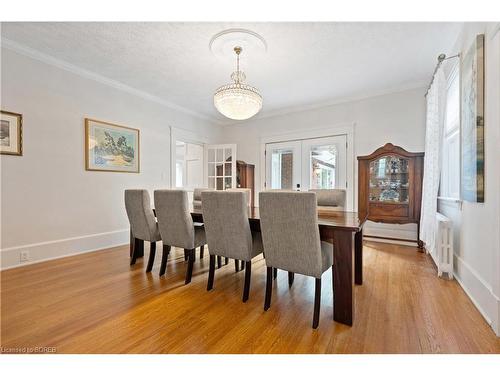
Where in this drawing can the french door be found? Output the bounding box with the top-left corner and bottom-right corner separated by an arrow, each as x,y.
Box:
265,135 -> 347,191
205,144 -> 237,190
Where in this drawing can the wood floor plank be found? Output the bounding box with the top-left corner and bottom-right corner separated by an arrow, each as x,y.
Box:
1,241 -> 499,353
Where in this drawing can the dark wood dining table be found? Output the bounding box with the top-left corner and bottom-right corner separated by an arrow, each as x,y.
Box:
131,207 -> 366,326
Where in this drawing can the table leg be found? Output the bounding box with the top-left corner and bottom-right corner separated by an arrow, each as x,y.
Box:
333,229 -> 355,326
355,229 -> 363,285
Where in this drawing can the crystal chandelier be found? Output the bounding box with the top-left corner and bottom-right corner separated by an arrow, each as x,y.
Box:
214,46 -> 263,120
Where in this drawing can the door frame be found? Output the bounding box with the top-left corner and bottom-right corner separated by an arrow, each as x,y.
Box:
259,123 -> 355,210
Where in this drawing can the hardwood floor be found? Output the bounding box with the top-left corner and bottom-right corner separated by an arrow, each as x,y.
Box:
1,241 -> 499,354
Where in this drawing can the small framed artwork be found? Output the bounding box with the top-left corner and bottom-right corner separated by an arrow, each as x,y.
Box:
0,110 -> 23,156
85,118 -> 140,173
461,34 -> 485,202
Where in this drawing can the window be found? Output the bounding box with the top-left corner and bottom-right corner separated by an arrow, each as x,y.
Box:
440,64 -> 460,199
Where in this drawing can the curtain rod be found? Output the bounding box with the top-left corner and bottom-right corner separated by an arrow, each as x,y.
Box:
424,53 -> 460,97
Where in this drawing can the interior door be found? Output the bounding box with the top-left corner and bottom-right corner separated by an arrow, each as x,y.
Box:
205,144 -> 237,190
265,141 -> 302,190
301,135 -> 347,191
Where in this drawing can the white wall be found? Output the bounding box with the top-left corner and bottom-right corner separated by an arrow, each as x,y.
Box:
0,47 -> 220,269
438,22 -> 500,336
221,86 -> 427,243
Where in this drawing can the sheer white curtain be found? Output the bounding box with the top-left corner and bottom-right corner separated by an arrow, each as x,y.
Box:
420,69 -> 446,254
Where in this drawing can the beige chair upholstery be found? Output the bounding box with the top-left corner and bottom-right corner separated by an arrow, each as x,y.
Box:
154,189 -> 207,283
259,191 -> 334,328
124,189 -> 161,272
226,188 -> 252,207
193,188 -> 213,209
201,190 -> 263,302
310,189 -> 346,210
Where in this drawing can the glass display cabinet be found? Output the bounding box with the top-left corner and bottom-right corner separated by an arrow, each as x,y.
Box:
358,143 -> 424,249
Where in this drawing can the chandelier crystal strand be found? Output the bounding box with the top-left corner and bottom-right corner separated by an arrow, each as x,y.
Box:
214,46 -> 263,120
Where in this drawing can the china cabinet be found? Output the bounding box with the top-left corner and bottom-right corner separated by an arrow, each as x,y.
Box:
357,143 -> 424,248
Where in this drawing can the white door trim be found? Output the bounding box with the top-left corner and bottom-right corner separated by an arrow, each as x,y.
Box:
259,123 -> 355,209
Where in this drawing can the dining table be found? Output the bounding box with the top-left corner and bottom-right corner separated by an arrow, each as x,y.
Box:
130,207 -> 366,326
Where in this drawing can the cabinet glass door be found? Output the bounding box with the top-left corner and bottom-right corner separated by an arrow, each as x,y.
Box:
369,156 -> 409,203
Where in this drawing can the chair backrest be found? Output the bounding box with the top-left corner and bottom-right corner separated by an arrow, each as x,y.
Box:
259,191 -> 323,278
310,189 -> 346,208
226,188 -> 251,207
154,189 -> 195,249
193,188 -> 213,208
201,190 -> 253,260
124,189 -> 157,241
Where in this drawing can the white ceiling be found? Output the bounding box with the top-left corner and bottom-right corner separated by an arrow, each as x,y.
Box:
1,22 -> 463,124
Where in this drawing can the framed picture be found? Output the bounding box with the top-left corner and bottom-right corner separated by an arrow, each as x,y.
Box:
461,34 -> 485,203
85,118 -> 140,173
0,110 -> 23,156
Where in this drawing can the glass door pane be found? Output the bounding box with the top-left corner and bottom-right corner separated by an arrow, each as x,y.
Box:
265,141 -> 301,190
205,144 -> 237,190
301,135 -> 347,191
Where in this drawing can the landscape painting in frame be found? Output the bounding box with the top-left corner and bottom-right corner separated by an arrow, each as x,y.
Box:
85,118 -> 140,173
0,110 -> 23,156
461,34 -> 485,203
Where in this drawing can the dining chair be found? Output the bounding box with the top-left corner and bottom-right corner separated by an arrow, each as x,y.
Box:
309,189 -> 346,210
193,188 -> 213,209
259,191 -> 334,329
201,190 -> 263,302
154,189 -> 207,283
125,189 -> 161,273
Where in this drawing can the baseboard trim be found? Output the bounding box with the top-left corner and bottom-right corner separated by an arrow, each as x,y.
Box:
364,235 -> 417,247
453,254 -> 500,335
0,229 -> 129,270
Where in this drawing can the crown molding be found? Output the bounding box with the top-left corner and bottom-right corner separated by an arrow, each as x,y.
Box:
1,37 -> 218,125
219,81 -> 428,126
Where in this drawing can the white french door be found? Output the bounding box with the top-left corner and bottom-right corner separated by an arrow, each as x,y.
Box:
301,135 -> 347,191
205,144 -> 237,190
265,135 -> 347,191
265,141 -> 301,190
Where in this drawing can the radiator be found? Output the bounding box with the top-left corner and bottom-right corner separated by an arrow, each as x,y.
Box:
436,213 -> 454,279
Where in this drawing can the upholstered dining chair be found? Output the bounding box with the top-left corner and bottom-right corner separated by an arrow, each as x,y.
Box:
193,188 -> 213,209
259,191 -> 334,329
154,189 -> 207,283
201,190 -> 263,302
125,189 -> 161,273
309,189 -> 346,210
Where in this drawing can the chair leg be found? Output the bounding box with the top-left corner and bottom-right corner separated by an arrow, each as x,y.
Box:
159,245 -> 171,276
200,245 -> 204,259
241,260 -> 245,270
288,272 -> 295,287
312,277 -> 321,329
184,249 -> 188,261
130,237 -> 139,265
273,267 -> 278,280
207,254 -> 216,291
225,257 -> 229,265
185,249 -> 195,284
264,267 -> 273,311
235,259 -> 240,272
242,261 -> 252,302
217,255 -> 222,269
146,242 -> 156,272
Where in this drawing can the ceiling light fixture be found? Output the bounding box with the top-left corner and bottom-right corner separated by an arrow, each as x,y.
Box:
213,46 -> 262,121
